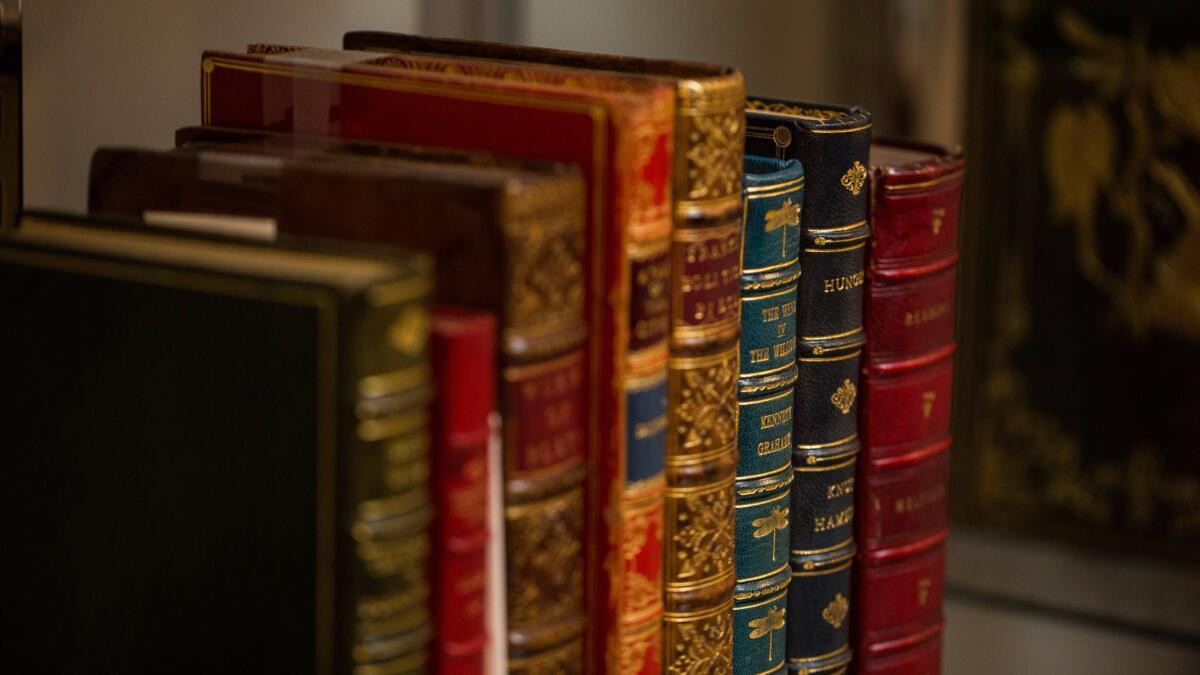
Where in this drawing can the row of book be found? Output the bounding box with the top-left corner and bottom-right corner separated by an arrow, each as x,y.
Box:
0,33 -> 963,675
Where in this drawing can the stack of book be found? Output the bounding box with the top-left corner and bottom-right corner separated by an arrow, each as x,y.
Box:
0,32 -> 965,675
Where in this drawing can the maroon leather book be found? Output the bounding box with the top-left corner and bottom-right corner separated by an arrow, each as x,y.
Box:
431,307 -> 496,674
855,140 -> 964,675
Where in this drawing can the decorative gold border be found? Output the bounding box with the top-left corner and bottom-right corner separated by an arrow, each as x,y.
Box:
881,169 -> 964,192
738,561 -> 791,583
793,455 -> 858,473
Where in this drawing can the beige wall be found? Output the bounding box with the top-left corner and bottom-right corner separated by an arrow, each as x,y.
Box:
518,0 -> 966,146
24,0 -> 420,212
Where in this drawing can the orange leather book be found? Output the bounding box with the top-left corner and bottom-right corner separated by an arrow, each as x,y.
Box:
200,46 -> 674,674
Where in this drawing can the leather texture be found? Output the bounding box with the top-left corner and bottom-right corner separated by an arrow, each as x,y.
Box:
200,50 -> 679,674
855,139 -> 964,675
90,136 -> 590,674
431,308 -> 496,674
734,156 -> 803,675
340,35 -> 747,672
747,99 -> 872,675
0,213 -> 430,674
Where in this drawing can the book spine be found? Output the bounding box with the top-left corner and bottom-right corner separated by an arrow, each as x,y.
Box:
497,178 -> 590,675
855,149 -> 964,675
746,105 -> 872,674
662,72 -> 745,673
733,156 -> 803,675
341,267 -> 435,675
430,308 -> 497,674
614,104 -> 673,675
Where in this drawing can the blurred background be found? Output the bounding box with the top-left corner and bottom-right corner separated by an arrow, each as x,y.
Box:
21,1 -> 1200,671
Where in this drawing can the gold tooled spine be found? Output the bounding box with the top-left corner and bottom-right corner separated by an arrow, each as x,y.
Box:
617,95 -> 674,674
345,260 -> 435,675
499,175 -> 590,672
663,72 -> 745,674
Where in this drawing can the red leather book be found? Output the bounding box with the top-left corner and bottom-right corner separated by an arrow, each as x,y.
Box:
201,47 -> 674,674
431,307 -> 497,674
855,140 -> 965,675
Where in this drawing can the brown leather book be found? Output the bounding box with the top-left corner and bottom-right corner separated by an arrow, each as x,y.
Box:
88,139 -> 586,675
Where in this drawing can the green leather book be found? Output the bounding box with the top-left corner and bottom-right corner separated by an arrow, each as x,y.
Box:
0,213 -> 432,674
733,156 -> 803,675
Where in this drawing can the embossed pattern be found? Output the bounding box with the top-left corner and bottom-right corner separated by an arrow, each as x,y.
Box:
506,491 -> 584,650
685,110 -> 745,201
666,72 -> 745,675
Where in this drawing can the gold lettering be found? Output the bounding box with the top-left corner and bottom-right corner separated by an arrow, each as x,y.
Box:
921,390 -> 936,419
543,400 -> 574,429
685,232 -> 740,264
634,415 -> 667,440
930,207 -> 946,235
826,478 -> 855,500
821,271 -> 865,294
634,315 -> 669,341
761,305 -> 781,322
781,300 -> 795,317
756,432 -> 791,456
690,292 -> 739,323
759,406 -> 793,430
519,366 -> 582,402
772,337 -> 796,358
523,429 -> 582,468
813,505 -> 854,533
903,301 -> 950,328
917,577 -> 933,606
893,484 -> 946,515
636,257 -> 670,292
681,265 -> 741,294
776,323 -> 787,337
749,347 -> 771,364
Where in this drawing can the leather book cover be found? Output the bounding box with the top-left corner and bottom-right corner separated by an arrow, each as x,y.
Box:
0,212 -> 431,674
342,32 -> 745,673
855,140 -> 965,675
746,99 -> 873,675
734,155 -> 803,675
957,0 -> 1200,564
201,46 -> 675,674
431,307 -> 497,674
89,141 -> 589,673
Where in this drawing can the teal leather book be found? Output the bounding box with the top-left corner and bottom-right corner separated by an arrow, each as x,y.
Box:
0,213 -> 432,674
746,99 -> 871,674
733,156 -> 802,675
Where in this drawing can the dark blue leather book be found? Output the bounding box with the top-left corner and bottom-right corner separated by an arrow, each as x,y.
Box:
733,156 -> 803,675
746,99 -> 872,675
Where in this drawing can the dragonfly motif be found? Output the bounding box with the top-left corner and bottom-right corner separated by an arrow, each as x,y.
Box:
763,198 -> 801,256
751,506 -> 789,561
748,605 -> 786,660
